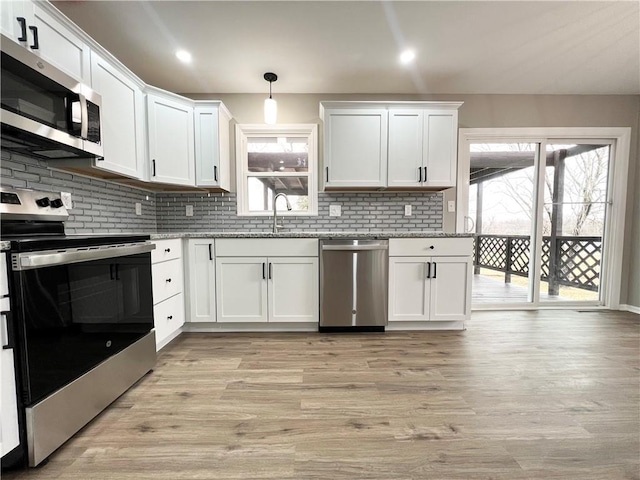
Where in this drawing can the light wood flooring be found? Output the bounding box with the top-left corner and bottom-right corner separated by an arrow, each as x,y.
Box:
4,310 -> 639,479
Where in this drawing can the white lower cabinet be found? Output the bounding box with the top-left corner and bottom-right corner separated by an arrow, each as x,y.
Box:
214,239 -> 319,324
268,257 -> 319,323
216,257 -> 268,323
389,256 -> 470,322
152,239 -> 185,350
186,240 -> 216,323
389,238 -> 472,324
153,292 -> 185,348
1,290 -> 20,458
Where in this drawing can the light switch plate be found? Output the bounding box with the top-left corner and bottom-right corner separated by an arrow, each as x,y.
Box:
448,200 -> 456,212
135,203 -> 142,215
60,192 -> 72,209
404,205 -> 412,216
186,205 -> 194,217
329,204 -> 341,217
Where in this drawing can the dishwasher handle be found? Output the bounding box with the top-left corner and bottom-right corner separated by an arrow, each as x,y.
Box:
321,244 -> 388,251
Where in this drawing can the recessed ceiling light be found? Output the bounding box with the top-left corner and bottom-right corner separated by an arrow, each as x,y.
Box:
399,49 -> 416,65
176,50 -> 192,63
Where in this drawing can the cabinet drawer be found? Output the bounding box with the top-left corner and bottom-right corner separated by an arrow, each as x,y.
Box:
215,238 -> 318,257
152,239 -> 182,264
152,258 -> 183,305
390,237 -> 473,257
153,292 -> 185,346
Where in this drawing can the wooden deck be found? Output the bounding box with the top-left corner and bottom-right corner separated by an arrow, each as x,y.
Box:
4,310 -> 639,479
472,273 -> 584,304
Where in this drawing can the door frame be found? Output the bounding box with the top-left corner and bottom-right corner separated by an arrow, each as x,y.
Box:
456,127 -> 631,310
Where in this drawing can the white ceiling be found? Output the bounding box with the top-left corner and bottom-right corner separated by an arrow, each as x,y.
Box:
52,1 -> 640,95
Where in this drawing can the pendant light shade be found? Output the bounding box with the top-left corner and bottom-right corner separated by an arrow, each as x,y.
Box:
263,72 -> 278,125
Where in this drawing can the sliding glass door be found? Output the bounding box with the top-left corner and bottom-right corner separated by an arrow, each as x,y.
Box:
468,143 -> 538,304
539,143 -> 610,303
459,133 -> 617,308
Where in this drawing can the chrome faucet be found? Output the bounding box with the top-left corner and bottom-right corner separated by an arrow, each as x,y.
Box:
272,193 -> 292,234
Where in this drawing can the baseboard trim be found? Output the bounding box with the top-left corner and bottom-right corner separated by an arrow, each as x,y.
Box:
156,327 -> 183,351
183,322 -> 318,333
620,304 -> 640,315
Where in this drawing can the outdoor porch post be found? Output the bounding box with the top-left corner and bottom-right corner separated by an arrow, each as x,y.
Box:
548,149 -> 566,296
474,182 -> 483,274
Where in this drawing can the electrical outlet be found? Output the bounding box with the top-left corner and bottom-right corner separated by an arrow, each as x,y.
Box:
404,205 -> 412,216
60,192 -> 72,209
448,200 -> 456,213
135,203 -> 142,215
329,204 -> 341,217
186,205 -> 194,217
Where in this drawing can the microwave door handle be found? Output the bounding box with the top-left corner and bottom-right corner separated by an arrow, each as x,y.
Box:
79,93 -> 89,139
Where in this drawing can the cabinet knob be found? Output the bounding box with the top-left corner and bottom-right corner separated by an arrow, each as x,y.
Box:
165,248 -> 171,253
167,315 -> 173,320
166,278 -> 172,283
429,245 -> 435,250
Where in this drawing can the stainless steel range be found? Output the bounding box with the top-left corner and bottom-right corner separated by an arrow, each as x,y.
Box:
0,187 -> 156,468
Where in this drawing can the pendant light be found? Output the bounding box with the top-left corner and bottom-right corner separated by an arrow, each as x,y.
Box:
263,72 -> 278,125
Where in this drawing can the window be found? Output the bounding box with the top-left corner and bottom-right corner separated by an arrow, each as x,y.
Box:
236,124 -> 317,216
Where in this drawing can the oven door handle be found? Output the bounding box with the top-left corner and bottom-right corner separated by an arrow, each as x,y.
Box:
12,242 -> 156,271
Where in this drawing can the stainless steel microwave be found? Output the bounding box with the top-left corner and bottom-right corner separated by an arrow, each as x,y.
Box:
1,34 -> 103,160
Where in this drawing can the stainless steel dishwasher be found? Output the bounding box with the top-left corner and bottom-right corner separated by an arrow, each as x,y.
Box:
319,239 -> 388,331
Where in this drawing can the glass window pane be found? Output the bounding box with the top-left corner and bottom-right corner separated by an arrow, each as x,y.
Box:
540,144 -> 610,303
247,176 -> 309,212
469,142 -> 537,305
247,136 -> 308,173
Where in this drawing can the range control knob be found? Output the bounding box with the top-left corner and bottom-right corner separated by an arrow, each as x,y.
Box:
50,198 -> 64,208
35,197 -> 50,207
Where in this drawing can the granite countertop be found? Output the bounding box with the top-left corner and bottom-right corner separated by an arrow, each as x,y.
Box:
151,231 -> 474,240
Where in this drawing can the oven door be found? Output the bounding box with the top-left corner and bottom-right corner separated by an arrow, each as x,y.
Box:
11,244 -> 154,406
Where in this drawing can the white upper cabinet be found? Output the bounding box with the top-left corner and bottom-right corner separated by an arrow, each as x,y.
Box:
1,1 -> 90,82
194,102 -> 232,190
321,102 -> 461,190
147,89 -> 195,187
90,51 -> 145,179
1,1 -> 30,42
322,108 -> 388,188
422,111 -> 457,187
387,110 -> 424,187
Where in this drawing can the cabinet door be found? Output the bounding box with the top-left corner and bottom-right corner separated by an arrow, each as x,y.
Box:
187,240 -> 215,323
152,258 -> 183,305
268,257 -> 318,323
387,110 -> 424,187
90,52 -> 145,179
31,3 -> 90,82
147,94 -> 195,186
216,257 -> 268,323
0,296 -> 19,456
0,1 -> 30,43
324,109 -> 388,188
422,111 -> 457,187
429,256 -> 471,321
153,292 -> 185,351
389,257 -> 430,322
194,104 -> 231,190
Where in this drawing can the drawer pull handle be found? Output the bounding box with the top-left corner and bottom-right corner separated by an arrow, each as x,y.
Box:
165,248 -> 171,253
167,315 -> 173,320
166,278 -> 172,283
429,245 -> 434,250
17,17 -> 27,42
29,25 -> 39,50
